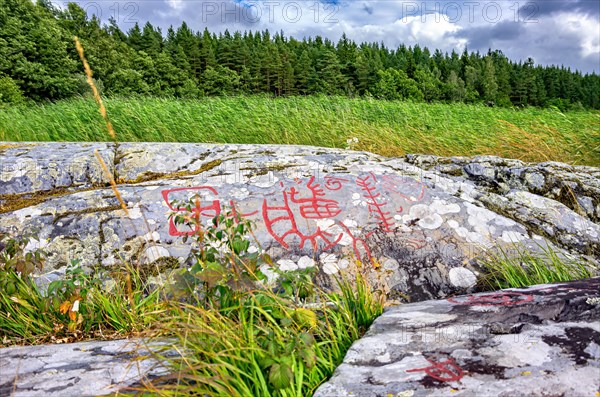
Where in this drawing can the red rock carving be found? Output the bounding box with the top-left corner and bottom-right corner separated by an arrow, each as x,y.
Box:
324,175 -> 350,191
161,173 -> 428,258
288,176 -> 343,219
447,292 -> 534,306
381,174 -> 426,203
356,172 -> 395,233
161,187 -> 258,236
162,187 -> 221,236
406,356 -> 465,382
262,180 -> 344,251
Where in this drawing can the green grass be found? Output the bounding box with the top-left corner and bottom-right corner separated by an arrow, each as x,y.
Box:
140,273 -> 383,397
0,262 -> 168,345
1,96 -> 598,165
481,245 -> 598,290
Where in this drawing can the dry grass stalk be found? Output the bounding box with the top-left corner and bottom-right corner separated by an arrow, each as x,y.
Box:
74,36 -> 116,141
94,149 -> 129,217
76,37 -> 158,270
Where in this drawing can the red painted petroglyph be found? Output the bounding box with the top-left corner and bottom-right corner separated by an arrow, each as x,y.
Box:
289,176 -> 343,219
406,356 -> 465,382
161,188 -> 258,236
448,292 -> 534,306
161,173 -> 429,257
262,180 -> 344,251
356,172 -> 395,233
162,187 -> 221,236
324,175 -> 350,191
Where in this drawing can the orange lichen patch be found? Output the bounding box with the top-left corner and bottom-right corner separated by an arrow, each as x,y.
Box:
120,159 -> 223,184
0,187 -> 90,214
0,143 -> 32,154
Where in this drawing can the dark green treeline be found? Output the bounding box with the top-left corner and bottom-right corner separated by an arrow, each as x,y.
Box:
1,0 -> 599,109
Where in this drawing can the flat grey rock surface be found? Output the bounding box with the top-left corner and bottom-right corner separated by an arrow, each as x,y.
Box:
0,338 -> 170,397
1,143 -> 598,302
314,277 -> 600,397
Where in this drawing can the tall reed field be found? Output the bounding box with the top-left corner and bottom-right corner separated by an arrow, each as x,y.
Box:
1,96 -> 598,166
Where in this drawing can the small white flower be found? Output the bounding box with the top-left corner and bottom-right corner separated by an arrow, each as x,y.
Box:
247,245 -> 259,254
71,300 -> 80,313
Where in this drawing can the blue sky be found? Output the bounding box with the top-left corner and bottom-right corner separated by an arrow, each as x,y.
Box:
55,0 -> 600,73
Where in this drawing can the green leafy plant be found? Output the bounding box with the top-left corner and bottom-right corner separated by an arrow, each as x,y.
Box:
0,235 -> 44,277
143,270 -> 382,397
168,198 -> 271,308
45,260 -> 101,333
276,266 -> 316,301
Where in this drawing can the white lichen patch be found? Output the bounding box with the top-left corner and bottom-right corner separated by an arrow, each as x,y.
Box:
402,204 -> 442,230
277,259 -> 298,271
492,334 -> 553,367
352,193 -> 367,207
229,187 -> 250,201
143,246 -> 170,263
128,204 -> 143,219
0,159 -> 38,182
429,198 -> 461,215
447,219 -> 460,229
571,217 -> 599,238
586,297 -> 600,305
297,256 -> 315,269
320,253 -> 349,274
400,199 -> 462,230
465,202 -> 496,226
143,231 -> 161,243
500,230 -> 528,243
23,238 -> 49,254
13,207 -> 43,223
449,267 -> 477,288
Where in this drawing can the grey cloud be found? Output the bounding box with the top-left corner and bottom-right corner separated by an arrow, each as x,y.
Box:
520,0 -> 600,18
456,19 -> 525,49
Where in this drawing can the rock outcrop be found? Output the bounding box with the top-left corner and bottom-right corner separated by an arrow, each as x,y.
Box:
0,338 -> 173,397
315,277 -> 600,397
1,142 -> 598,301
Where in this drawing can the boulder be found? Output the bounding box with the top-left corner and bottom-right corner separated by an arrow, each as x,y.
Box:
314,277 -> 600,397
1,143 -> 598,301
0,338 -> 173,397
